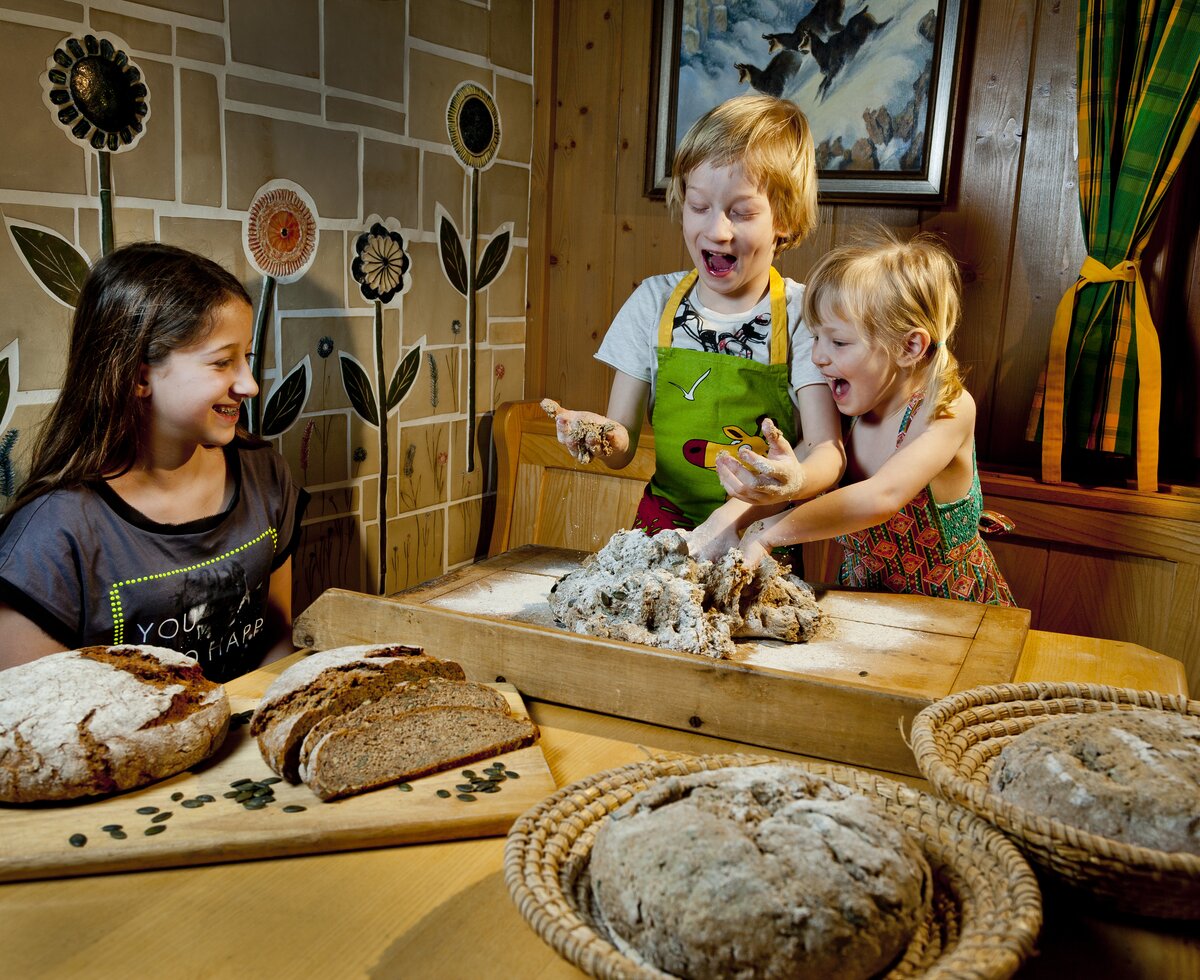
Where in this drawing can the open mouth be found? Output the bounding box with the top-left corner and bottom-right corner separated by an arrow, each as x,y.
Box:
214,404 -> 241,421
702,250 -> 737,277
828,377 -> 849,400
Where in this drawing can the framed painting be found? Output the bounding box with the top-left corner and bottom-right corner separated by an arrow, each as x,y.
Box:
646,0 -> 970,204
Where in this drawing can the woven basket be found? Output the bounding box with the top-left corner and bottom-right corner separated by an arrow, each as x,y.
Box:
504,753 -> 1041,979
910,682 -> 1200,920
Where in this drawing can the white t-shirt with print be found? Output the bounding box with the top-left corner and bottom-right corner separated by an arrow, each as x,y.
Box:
595,271 -> 824,418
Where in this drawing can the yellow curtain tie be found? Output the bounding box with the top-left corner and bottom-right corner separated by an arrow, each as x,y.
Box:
1041,256 -> 1161,490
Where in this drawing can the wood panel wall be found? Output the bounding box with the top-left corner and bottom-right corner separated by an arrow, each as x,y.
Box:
532,0 -> 1090,474
525,0 -> 1200,694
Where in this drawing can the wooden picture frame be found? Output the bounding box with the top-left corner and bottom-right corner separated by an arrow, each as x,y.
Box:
646,0 -> 969,204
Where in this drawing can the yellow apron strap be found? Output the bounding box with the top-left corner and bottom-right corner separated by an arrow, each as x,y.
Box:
657,271 -> 698,346
1040,256 -> 1159,491
768,267 -> 787,366
657,268 -> 788,366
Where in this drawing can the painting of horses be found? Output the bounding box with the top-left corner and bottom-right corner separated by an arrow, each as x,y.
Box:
647,0 -> 967,202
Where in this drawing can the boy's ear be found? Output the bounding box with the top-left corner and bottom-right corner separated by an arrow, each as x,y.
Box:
897,329 -> 933,366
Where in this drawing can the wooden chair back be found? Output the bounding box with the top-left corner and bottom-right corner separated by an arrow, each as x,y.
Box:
488,400 -> 656,556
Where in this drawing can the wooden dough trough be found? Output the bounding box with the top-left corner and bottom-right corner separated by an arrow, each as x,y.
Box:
294,546 -> 1032,777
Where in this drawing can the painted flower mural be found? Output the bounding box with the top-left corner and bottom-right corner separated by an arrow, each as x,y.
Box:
40,32 -> 150,256
344,214 -> 423,596
245,181 -> 319,282
447,82 -> 500,170
242,179 -> 319,438
41,33 -> 150,152
352,218 -> 412,303
439,81 -> 513,473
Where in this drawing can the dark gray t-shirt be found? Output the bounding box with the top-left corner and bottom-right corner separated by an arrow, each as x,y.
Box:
0,441 -> 307,681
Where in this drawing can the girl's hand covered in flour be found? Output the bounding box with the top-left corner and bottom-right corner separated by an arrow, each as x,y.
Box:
715,417 -> 806,504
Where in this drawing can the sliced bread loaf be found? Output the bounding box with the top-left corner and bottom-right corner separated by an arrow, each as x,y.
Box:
0,645 -> 229,802
251,644 -> 465,781
295,676 -> 510,775
299,703 -> 539,801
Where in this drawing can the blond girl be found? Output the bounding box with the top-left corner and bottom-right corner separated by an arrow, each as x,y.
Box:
724,231 -> 1014,604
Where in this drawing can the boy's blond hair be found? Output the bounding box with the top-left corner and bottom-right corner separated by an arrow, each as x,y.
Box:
666,94 -> 818,252
803,230 -> 967,419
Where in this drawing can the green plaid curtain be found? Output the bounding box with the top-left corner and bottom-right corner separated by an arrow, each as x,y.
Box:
1036,0 -> 1200,490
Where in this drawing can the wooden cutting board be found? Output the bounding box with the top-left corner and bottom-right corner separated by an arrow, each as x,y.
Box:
0,685 -> 555,883
294,546 -> 1031,777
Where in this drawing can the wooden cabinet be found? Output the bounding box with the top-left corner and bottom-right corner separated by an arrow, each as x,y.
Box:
980,474 -> 1200,697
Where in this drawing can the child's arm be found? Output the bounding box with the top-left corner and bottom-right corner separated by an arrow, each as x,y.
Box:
259,558 -> 296,665
0,603 -> 67,668
686,385 -> 845,559
740,406 -> 974,568
542,371 -> 649,469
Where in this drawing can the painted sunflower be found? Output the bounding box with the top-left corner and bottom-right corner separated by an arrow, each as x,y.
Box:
446,82 -> 500,170
351,215 -> 411,304
244,180 -> 319,283
41,33 -> 150,152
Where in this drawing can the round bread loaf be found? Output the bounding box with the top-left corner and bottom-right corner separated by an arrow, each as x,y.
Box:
988,708 -> 1200,854
588,764 -> 931,980
0,645 -> 229,802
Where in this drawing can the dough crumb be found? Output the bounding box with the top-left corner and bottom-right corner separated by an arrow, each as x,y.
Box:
548,528 -> 822,658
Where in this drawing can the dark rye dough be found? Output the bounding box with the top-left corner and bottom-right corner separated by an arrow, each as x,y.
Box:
251,644 -> 466,782
0,645 -> 229,802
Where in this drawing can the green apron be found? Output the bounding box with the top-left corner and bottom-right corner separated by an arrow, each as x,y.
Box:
634,267 -> 798,532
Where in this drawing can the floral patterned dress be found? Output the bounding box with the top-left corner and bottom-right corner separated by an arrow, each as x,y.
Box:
836,391 -> 1015,605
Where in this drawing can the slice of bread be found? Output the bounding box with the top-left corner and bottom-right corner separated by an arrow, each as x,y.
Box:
0,645 -> 229,802
299,704 -> 539,801
251,644 -> 465,781
295,676 -> 510,775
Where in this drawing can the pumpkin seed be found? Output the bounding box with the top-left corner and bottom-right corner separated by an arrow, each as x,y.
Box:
151,812 -> 172,823
479,785 -> 501,794
455,784 -> 475,793
230,778 -> 253,787
100,824 -> 122,832
195,794 -> 215,803
68,833 -> 87,847
235,790 -> 254,803
505,771 -> 520,779
170,792 -> 184,802
252,786 -> 273,798
243,798 -> 268,810
181,799 -> 204,809
135,806 -> 159,815
462,770 -> 477,778
144,825 -> 166,836
109,830 -> 128,840
397,782 -> 413,792
436,789 -> 452,798
282,805 -> 306,813
456,793 -> 477,802
260,776 -> 282,785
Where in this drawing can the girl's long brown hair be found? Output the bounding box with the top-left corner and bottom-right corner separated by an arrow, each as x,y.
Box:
3,242 -> 253,521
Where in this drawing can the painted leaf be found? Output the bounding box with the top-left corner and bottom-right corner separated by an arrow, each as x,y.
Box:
262,357 -> 310,437
339,352 -> 379,427
0,359 -> 8,432
439,213 -> 468,296
386,343 -> 422,414
475,229 -> 512,291
7,222 -> 90,308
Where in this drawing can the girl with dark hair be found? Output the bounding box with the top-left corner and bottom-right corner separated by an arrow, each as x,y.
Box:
0,242 -> 308,679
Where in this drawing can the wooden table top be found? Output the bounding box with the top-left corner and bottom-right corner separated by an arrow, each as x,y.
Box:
0,629 -> 1194,978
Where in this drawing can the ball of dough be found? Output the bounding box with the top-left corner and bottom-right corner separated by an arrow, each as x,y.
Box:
589,765 -> 931,980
